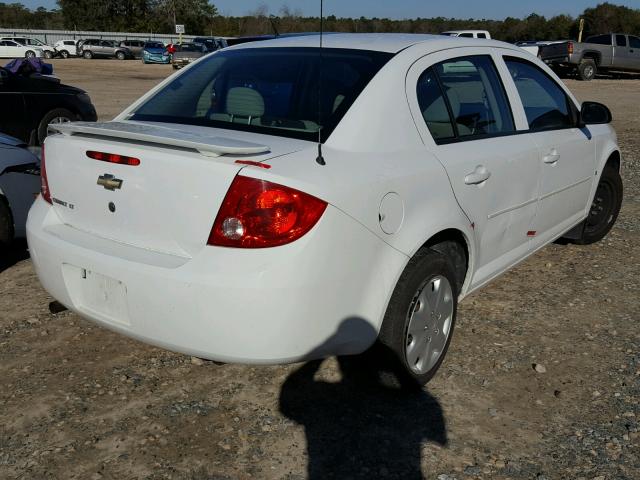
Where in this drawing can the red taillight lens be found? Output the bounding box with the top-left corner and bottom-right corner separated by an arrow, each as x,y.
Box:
87,150 -> 140,166
40,143 -> 52,204
568,42 -> 574,54
208,176 -> 327,248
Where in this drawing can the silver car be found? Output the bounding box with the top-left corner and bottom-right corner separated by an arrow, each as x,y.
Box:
0,133 -> 40,249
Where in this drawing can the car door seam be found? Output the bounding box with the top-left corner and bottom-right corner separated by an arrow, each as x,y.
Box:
539,176 -> 593,201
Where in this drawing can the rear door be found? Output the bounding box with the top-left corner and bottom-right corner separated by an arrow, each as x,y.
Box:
407,49 -> 542,287
502,55 -> 596,245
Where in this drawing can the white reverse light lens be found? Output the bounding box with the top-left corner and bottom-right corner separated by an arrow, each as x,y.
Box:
222,217 -> 244,240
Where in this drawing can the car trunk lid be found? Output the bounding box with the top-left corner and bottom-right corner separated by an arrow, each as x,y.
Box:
44,121 -> 306,258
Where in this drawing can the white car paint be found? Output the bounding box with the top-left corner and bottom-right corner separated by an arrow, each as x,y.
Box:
54,40 -> 80,57
0,39 -> 43,58
1,37 -> 55,58
27,34 -> 620,364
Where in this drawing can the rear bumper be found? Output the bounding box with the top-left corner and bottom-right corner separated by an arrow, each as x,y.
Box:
27,197 -> 406,364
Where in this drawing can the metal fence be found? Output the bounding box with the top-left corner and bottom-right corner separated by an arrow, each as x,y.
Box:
0,28 -> 206,45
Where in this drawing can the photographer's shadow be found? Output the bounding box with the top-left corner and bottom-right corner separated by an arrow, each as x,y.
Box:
279,318 -> 447,479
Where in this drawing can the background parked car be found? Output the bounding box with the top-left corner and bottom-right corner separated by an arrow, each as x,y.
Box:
171,42 -> 207,69
142,41 -> 171,64
0,66 -> 97,144
54,39 -> 80,58
540,33 -> 640,80
78,39 -> 133,60
120,40 -> 145,58
1,37 -> 55,59
0,133 -> 40,249
192,36 -> 227,52
0,40 -> 43,59
440,30 -> 492,39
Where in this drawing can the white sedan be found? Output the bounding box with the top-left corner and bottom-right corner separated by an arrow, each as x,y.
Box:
27,34 -> 622,384
0,39 -> 43,58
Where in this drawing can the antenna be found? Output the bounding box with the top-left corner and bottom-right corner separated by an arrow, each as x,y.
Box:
315,0 -> 326,166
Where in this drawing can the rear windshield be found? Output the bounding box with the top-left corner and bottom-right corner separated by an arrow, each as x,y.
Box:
177,43 -> 202,52
130,47 -> 393,142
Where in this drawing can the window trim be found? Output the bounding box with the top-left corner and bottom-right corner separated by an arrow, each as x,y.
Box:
503,55 -> 580,133
418,54 -> 517,146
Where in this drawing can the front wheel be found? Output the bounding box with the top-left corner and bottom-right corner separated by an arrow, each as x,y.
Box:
116,51 -> 126,60
25,50 -> 36,58
60,50 -> 69,59
378,248 -> 458,385
573,166 -> 623,244
43,51 -> 53,59
83,50 -> 93,59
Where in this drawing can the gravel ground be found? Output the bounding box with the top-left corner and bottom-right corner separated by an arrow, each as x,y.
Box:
0,60 -> 638,480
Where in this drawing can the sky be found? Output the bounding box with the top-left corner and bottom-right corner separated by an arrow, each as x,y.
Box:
16,0 -> 640,20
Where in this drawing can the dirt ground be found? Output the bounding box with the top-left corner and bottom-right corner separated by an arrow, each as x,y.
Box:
0,58 -> 639,480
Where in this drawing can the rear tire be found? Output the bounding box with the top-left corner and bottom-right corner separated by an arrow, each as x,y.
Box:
0,196 -> 14,249
378,248 -> 458,386
60,50 -> 69,59
43,51 -> 53,59
37,108 -> 76,144
578,59 -> 597,81
25,50 -> 36,59
83,50 -> 93,59
116,51 -> 126,60
573,165 -> 623,244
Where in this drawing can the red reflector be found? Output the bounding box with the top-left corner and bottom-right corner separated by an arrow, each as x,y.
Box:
527,231 -> 537,237
40,142 -> 52,204
568,42 -> 574,54
235,160 -> 271,169
208,176 -> 327,248
87,150 -> 140,166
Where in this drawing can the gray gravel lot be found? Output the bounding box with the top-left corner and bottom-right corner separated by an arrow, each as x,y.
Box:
0,60 -> 638,479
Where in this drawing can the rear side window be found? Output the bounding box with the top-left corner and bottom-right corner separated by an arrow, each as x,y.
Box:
505,57 -> 574,131
616,35 -> 627,47
586,35 -> 612,45
477,33 -> 487,39
417,55 -> 515,143
459,33 -> 474,38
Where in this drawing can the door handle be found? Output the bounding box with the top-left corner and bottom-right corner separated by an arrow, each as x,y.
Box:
543,149 -> 560,164
464,165 -> 491,185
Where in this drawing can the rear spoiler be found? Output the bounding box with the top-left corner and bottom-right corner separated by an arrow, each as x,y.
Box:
50,121 -> 270,158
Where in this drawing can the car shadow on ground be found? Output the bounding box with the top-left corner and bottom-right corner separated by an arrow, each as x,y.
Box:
279,319 -> 447,480
0,239 -> 29,274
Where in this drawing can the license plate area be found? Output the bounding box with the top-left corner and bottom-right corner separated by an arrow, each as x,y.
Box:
62,264 -> 130,326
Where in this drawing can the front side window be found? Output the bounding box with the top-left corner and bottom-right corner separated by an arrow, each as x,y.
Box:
417,55 -> 515,143
630,36 -> 640,49
505,57 -> 574,131
616,35 -> 627,47
131,47 -> 392,142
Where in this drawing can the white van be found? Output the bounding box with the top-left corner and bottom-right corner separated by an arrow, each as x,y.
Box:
441,30 -> 492,39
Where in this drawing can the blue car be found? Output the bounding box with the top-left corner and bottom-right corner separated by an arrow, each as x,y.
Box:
142,41 -> 171,64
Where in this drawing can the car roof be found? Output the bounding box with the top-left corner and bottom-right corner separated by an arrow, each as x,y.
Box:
227,33 -> 505,53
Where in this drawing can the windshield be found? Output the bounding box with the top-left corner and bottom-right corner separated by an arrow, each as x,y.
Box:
130,47 -> 393,142
145,42 -> 165,49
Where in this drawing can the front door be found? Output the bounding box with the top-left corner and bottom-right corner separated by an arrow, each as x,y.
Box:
407,50 -> 542,288
502,56 -> 596,245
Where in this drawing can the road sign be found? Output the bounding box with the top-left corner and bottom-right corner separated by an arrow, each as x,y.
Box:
175,24 -> 185,34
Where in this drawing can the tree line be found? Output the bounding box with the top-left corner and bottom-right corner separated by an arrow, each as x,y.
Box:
0,1 -> 638,42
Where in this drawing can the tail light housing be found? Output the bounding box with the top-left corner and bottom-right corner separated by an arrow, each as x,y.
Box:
568,42 -> 574,54
208,176 -> 327,248
87,150 -> 140,166
40,143 -> 52,204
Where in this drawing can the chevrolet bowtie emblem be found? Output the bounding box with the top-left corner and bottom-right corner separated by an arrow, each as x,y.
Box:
97,174 -> 123,191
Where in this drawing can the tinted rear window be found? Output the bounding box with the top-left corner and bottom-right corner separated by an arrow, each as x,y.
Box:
131,47 -> 393,142
587,35 -> 612,45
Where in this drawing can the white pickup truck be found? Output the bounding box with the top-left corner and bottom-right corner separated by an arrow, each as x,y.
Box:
540,33 -> 640,80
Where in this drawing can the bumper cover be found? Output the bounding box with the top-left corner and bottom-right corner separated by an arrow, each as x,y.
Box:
27,197 -> 406,364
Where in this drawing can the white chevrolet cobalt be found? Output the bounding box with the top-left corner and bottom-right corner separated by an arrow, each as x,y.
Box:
28,34 -> 623,384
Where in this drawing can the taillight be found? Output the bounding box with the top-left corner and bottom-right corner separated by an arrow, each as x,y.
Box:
87,150 -> 140,166
40,143 -> 52,204
208,176 -> 327,248
568,42 -> 574,54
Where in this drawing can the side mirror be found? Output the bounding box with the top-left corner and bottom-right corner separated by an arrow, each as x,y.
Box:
580,101 -> 612,125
